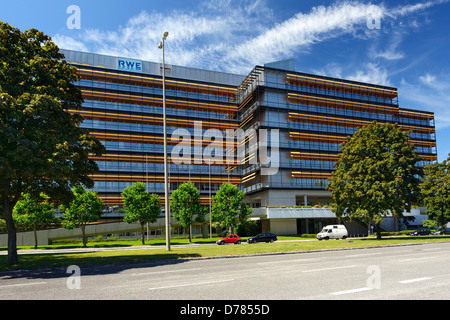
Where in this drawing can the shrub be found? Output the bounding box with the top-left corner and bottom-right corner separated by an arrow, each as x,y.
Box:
236,220 -> 260,237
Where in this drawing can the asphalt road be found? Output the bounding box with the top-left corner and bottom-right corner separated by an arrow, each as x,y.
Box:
1,242 -> 450,301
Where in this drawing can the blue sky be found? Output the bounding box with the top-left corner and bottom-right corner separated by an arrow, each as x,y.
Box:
1,0 -> 450,161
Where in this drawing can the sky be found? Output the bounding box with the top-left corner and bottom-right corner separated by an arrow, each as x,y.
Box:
1,0 -> 450,161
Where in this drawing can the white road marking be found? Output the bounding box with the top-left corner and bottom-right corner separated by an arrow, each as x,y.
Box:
399,277 -> 431,284
398,256 -> 437,262
330,287 -> 373,296
257,258 -> 316,265
132,268 -> 202,276
302,265 -> 358,273
345,252 -> 382,258
0,282 -> 47,289
148,279 -> 234,291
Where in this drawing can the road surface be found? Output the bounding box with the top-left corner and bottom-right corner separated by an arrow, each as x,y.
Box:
1,242 -> 449,301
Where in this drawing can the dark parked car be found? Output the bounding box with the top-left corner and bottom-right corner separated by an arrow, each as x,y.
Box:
431,228 -> 450,235
409,228 -> 431,236
247,233 -> 277,244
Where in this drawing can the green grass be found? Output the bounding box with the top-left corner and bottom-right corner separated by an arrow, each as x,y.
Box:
1,235 -> 450,272
0,235 -> 304,251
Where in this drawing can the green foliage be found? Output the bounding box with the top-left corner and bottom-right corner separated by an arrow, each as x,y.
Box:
327,121 -> 423,238
62,185 -> 104,247
211,183 -> 251,233
170,182 -> 206,242
421,155 -> 450,229
13,193 -> 58,248
0,21 -> 105,264
13,193 -> 57,231
122,182 -> 161,245
236,220 -> 259,237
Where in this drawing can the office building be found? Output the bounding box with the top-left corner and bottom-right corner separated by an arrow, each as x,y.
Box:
62,50 -> 437,235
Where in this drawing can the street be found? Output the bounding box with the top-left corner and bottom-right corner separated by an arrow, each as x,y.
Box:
1,242 -> 450,301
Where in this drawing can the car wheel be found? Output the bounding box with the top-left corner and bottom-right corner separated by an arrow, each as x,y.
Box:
270,239 -> 274,243
342,236 -> 347,239
235,240 -> 241,245
324,237 -> 330,240
219,240 -> 225,245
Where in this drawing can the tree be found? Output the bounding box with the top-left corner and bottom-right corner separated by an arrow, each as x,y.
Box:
13,193 -> 58,249
62,185 -> 104,247
122,182 -> 161,245
327,121 -> 423,239
170,182 -> 206,243
211,183 -> 251,234
0,22 -> 105,265
421,155 -> 450,229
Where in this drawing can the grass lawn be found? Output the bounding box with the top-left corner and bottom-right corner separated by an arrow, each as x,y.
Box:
1,235 -> 450,272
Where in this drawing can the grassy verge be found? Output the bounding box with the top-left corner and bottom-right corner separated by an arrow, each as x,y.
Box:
0,235 -> 303,251
1,235 -> 449,272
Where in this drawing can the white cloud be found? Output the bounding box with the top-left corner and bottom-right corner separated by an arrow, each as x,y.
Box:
315,62 -> 391,87
348,63 -> 391,86
419,73 -> 437,85
53,34 -> 88,52
400,74 -> 450,130
371,32 -> 405,61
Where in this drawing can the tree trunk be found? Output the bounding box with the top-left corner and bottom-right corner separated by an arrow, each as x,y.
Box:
33,227 -> 38,249
3,201 -> 18,265
81,225 -> 87,247
376,222 -> 382,240
188,225 -> 192,244
141,224 -> 145,245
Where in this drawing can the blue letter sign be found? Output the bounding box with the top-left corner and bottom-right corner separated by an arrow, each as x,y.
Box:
118,58 -> 143,73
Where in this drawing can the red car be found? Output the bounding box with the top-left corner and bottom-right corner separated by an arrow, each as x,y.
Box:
216,234 -> 241,245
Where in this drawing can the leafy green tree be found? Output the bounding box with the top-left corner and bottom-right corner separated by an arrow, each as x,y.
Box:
13,193 -> 58,249
170,182 -> 206,243
421,155 -> 450,229
122,182 -> 161,245
327,121 -> 423,239
62,185 -> 104,247
211,183 -> 251,234
0,22 -> 104,265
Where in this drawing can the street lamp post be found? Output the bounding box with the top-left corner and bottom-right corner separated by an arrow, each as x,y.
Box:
159,31 -> 170,251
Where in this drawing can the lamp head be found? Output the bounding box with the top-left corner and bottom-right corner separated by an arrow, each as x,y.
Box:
158,42 -> 163,49
163,31 -> 169,40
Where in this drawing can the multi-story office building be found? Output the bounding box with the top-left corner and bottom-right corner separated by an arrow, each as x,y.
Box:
61,50 -> 437,235
238,61 -> 437,210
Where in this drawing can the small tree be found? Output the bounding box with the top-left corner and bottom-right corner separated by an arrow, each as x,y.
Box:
421,155 -> 450,230
327,121 -> 423,239
211,183 -> 251,234
122,182 -> 161,245
62,185 -> 104,247
13,193 -> 58,249
170,182 -> 206,243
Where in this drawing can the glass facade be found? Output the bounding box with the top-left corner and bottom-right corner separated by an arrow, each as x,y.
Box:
62,50 -> 437,208
237,66 -> 437,196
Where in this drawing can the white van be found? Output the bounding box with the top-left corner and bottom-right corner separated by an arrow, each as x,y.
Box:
317,225 -> 348,240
